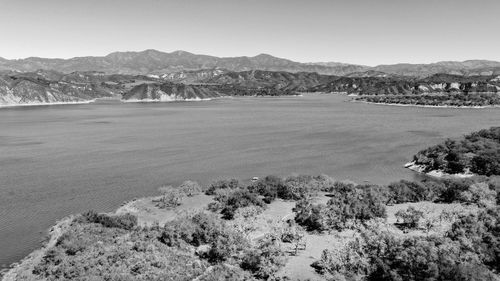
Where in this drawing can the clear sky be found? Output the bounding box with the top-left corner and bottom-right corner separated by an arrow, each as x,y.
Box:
1,0 -> 499,66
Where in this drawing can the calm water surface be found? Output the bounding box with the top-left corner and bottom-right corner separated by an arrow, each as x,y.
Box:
0,94 -> 498,269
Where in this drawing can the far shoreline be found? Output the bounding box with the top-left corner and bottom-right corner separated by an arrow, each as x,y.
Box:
352,99 -> 500,109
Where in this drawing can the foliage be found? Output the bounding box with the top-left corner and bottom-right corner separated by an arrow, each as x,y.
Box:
357,93 -> 500,107
77,210 -> 138,230
459,182 -> 497,207
313,207 -> 500,281
411,127 -> 500,176
196,264 -> 257,281
395,206 -> 424,229
178,180 -> 203,197
293,200 -> 328,232
205,178 -> 240,195
240,234 -> 287,280
311,238 -> 369,278
208,188 -> 265,219
447,206 -> 500,272
155,185 -> 184,209
249,174 -> 332,203
294,184 -> 387,232
33,220 -> 208,281
387,180 -> 440,203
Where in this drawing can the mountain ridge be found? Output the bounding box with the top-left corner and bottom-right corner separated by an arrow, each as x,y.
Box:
3,49 -> 499,77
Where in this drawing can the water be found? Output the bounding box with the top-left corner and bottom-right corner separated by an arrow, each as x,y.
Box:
0,94 -> 498,269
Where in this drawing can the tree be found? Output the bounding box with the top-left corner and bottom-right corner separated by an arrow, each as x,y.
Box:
459,182 -> 497,207
241,234 -> 287,279
395,207 -> 424,229
155,185 -> 184,209
178,180 -> 203,197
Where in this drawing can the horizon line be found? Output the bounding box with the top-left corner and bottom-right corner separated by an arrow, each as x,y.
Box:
1,49 -> 499,67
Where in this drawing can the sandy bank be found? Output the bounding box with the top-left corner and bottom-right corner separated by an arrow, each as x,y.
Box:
404,161 -> 475,179
0,100 -> 97,108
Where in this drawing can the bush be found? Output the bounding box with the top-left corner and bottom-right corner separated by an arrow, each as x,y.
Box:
387,180 -> 438,203
241,234 -> 287,279
178,180 -> 203,196
155,186 -> 184,208
248,175 -> 284,203
294,184 -> 387,232
311,239 -> 369,278
412,127 -> 500,176
459,182 -> 497,207
447,207 -> 500,272
159,212 -> 250,263
471,150 -> 500,176
205,178 -> 240,195
196,264 -> 256,281
283,174 -> 321,200
395,206 -> 424,229
208,188 -> 265,219
78,211 -> 138,230
293,200 -> 328,232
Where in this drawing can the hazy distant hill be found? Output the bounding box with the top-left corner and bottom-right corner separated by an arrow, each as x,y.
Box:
372,60 -> 500,77
1,50 -> 500,77
0,50 -> 368,76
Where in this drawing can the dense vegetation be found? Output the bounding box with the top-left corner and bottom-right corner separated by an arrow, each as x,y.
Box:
17,165 -> 500,280
312,206 -> 500,281
30,211 -> 288,280
411,127 -> 500,176
356,93 -> 500,107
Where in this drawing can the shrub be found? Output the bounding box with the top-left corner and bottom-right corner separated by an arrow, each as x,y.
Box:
395,206 -> 424,229
471,150 -> 500,176
209,188 -> 265,219
196,264 -> 256,281
293,200 -> 328,232
387,180 -> 438,203
78,211 -> 138,230
205,178 -> 240,195
155,186 -> 184,208
459,182 -> 497,207
178,180 -> 203,196
311,239 -> 369,278
447,207 -> 500,272
241,234 -> 287,279
283,174 -> 320,200
159,212 -> 250,263
248,175 -> 284,203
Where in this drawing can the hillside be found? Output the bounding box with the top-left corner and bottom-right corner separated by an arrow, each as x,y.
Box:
0,70 -> 161,106
121,82 -> 223,101
0,72 -> 117,106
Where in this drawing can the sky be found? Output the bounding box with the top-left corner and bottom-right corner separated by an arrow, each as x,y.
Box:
1,0 -> 499,66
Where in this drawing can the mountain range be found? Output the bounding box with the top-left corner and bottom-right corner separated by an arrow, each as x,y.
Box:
2,49 -> 500,77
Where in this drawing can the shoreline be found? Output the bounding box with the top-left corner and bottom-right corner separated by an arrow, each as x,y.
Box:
121,97 -> 215,103
1,216 -> 75,281
404,161 -> 475,179
0,99 -> 97,108
352,99 -> 500,109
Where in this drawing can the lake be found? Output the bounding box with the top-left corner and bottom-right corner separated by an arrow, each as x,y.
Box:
0,94 -> 498,269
